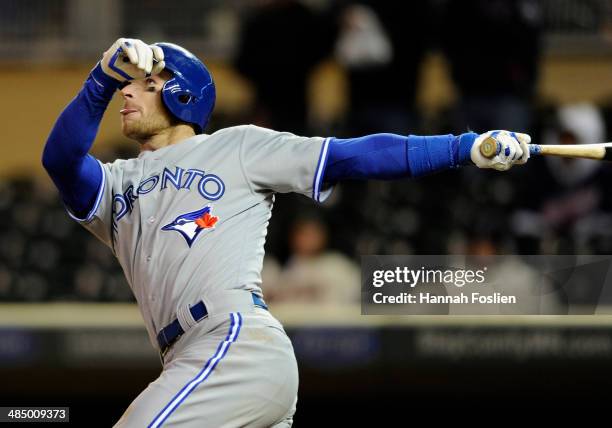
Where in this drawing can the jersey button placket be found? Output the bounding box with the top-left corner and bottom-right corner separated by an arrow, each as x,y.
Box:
146,217 -> 154,261
142,177 -> 156,263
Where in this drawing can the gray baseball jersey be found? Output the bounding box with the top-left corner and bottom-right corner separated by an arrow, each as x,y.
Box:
69,124 -> 333,426
71,124 -> 332,348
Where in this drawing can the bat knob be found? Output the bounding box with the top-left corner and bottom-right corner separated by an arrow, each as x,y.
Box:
479,136 -> 499,159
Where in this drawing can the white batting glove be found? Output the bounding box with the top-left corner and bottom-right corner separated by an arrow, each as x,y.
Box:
100,38 -> 165,82
471,130 -> 531,171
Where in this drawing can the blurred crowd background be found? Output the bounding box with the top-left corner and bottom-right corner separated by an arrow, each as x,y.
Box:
2,0 -> 612,307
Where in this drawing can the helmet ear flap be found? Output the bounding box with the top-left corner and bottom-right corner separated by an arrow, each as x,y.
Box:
154,42 -> 215,134
178,94 -> 193,104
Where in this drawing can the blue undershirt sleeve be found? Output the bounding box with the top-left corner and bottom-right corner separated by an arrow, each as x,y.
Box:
322,132 -> 478,183
42,63 -> 120,218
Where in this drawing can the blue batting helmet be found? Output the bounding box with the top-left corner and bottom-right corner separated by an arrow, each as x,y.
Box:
155,42 -> 215,134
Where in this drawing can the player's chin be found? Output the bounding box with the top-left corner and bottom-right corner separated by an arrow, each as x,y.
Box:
121,126 -> 149,142
121,121 -> 134,137
122,122 -> 148,141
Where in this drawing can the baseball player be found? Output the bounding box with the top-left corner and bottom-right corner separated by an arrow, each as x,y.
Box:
42,39 -> 531,427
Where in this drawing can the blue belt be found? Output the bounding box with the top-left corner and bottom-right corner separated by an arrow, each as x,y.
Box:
157,293 -> 268,357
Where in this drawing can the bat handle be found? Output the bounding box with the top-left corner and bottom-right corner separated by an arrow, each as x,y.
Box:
479,137 -> 541,158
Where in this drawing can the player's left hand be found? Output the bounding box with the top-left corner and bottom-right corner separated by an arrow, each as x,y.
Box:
100,38 -> 165,82
471,130 -> 531,171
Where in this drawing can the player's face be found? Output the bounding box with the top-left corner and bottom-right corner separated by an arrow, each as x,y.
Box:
119,71 -> 175,141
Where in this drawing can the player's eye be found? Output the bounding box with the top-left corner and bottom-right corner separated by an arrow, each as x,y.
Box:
146,78 -> 156,92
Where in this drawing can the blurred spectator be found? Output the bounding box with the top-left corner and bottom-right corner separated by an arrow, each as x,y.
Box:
449,237 -> 564,314
264,216 -> 360,304
335,1 -> 430,135
441,0 -> 542,133
235,0 -> 335,134
512,103 -> 612,254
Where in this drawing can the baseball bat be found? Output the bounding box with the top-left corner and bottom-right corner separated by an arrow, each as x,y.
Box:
479,137 -> 612,161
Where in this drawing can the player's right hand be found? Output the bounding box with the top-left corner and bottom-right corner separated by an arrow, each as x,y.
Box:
100,38 -> 165,82
471,130 -> 531,171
